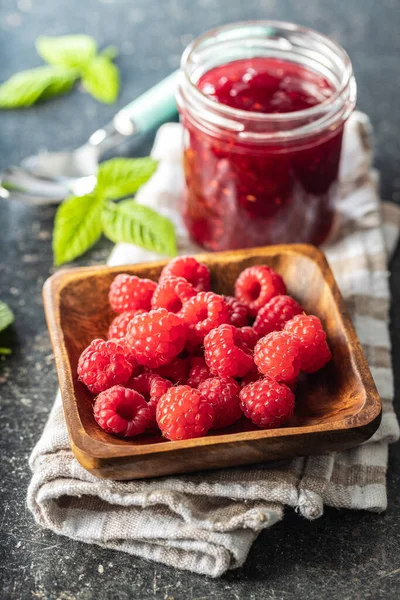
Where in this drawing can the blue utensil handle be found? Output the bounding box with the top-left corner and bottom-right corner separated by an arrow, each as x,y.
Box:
122,70 -> 179,133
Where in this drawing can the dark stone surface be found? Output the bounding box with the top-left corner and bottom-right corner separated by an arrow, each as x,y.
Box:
0,0 -> 399,598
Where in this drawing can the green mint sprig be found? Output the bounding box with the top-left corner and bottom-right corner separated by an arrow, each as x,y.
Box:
53,157 -> 177,266
0,35 -> 120,109
0,301 -> 15,356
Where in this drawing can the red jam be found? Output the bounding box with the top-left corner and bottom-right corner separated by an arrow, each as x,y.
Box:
198,58 -> 334,113
180,57 -> 344,251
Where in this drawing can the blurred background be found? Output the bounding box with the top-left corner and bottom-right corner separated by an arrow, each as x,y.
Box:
1,0 -> 400,203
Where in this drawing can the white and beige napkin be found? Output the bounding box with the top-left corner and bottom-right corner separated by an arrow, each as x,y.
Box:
28,112 -> 400,577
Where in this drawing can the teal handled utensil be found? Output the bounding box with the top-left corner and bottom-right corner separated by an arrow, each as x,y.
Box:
0,70 -> 179,205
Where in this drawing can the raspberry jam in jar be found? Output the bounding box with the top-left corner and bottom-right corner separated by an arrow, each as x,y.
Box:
177,22 -> 356,251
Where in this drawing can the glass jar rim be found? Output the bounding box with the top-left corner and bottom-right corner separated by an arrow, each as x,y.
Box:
180,19 -> 355,125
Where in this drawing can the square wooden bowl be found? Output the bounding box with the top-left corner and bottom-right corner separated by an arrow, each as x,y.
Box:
43,244 -> 381,481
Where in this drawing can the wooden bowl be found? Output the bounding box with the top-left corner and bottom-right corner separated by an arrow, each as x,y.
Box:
43,244 -> 381,481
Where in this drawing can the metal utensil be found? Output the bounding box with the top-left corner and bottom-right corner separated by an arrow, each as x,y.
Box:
0,70 -> 179,205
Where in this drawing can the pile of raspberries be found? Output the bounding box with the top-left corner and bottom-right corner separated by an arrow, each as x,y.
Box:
77,256 -> 331,441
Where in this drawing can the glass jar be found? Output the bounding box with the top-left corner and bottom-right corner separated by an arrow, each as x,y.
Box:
177,21 -> 356,251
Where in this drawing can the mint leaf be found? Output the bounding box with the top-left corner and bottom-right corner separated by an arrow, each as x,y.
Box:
36,35 -> 97,69
103,200 -> 177,256
81,55 -> 119,104
0,66 -> 77,108
97,158 -> 158,201
41,70 -> 78,100
1,36 -> 120,109
101,45 -> 119,60
0,301 -> 14,333
53,193 -> 104,265
51,155 -> 168,265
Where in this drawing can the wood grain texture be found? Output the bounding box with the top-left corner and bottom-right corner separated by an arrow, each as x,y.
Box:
42,244 -> 381,480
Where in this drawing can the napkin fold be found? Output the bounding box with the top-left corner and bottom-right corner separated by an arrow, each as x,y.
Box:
28,112 -> 400,577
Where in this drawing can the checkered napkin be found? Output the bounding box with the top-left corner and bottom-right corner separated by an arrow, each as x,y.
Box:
27,112 -> 400,577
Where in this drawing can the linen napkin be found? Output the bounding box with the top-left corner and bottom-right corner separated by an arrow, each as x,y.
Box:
28,112 -> 400,577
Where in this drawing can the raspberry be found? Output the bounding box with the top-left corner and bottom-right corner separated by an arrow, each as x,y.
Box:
151,276 -> 196,314
198,377 -> 242,429
204,324 -> 254,378
156,385 -> 214,440
239,379 -> 295,429
109,274 -> 156,313
253,295 -> 303,337
109,338 -> 144,378
239,326 -> 259,349
152,354 -> 190,384
187,356 -> 211,387
180,292 -> 230,347
107,310 -> 146,340
223,295 -> 249,327
159,256 -> 211,293
234,265 -> 286,317
254,331 -> 301,384
128,372 -> 172,427
284,314 -> 332,373
125,308 -> 187,368
77,338 -> 135,393
94,385 -> 151,437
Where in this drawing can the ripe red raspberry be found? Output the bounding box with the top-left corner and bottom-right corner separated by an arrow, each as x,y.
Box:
151,276 -> 196,314
239,379 -> 295,429
128,372 -> 172,427
109,338 -> 144,378
223,295 -> 249,327
125,308 -> 187,368
239,326 -> 259,349
94,385 -> 151,437
180,292 -> 230,347
204,324 -> 254,378
253,295 -> 303,337
187,356 -> 211,388
159,256 -> 211,293
254,331 -> 301,384
198,377 -> 242,429
152,354 -> 190,384
107,310 -> 146,340
234,265 -> 286,317
109,274 -> 156,313
284,314 -> 332,373
156,385 -> 215,440
77,338 -> 135,393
